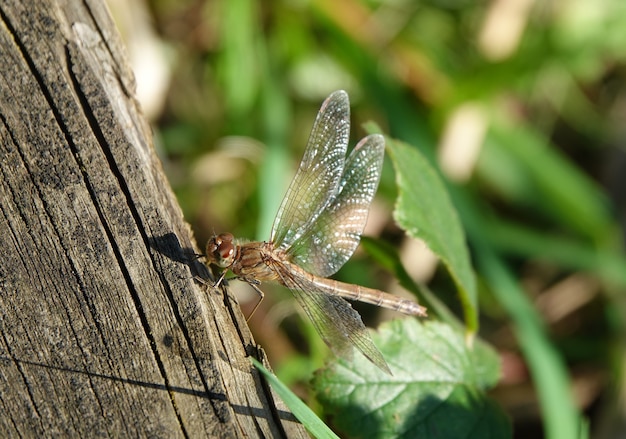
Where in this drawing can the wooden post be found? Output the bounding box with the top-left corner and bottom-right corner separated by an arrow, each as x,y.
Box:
0,1 -> 307,437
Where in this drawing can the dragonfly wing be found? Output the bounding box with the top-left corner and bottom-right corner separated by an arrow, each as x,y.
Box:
290,134 -> 385,277
274,262 -> 391,374
271,91 -> 350,251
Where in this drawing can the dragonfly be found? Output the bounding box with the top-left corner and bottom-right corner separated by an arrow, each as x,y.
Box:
206,90 -> 427,374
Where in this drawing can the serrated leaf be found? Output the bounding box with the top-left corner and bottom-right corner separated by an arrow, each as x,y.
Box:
312,320 -> 509,439
369,125 -> 477,333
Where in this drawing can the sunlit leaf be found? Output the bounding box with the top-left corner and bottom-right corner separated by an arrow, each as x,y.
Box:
312,320 -> 509,439
367,124 -> 477,333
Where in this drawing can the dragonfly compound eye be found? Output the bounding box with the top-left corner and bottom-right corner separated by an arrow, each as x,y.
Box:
206,234 -> 235,268
218,241 -> 234,263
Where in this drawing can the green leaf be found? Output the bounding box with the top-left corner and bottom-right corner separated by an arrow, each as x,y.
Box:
367,124 -> 477,333
251,358 -> 340,439
312,320 -> 510,439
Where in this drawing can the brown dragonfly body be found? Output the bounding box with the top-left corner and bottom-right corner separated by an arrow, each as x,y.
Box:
206,91 -> 426,373
209,234 -> 426,315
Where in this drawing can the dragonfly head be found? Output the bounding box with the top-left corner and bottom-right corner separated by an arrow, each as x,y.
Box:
206,233 -> 236,268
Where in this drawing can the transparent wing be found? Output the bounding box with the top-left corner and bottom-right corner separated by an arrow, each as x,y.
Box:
288,134 -> 385,277
271,90 -> 350,250
272,260 -> 391,374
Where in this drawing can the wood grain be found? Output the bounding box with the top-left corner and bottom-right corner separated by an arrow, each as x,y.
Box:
0,1 -> 307,437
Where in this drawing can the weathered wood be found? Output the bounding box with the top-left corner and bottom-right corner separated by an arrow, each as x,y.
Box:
0,1 -> 307,437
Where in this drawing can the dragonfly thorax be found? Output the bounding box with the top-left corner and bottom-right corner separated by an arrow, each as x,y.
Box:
206,232 -> 237,268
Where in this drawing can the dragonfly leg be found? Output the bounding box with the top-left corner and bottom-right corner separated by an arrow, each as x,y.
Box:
214,269 -> 229,288
194,271 -> 230,290
241,278 -> 265,322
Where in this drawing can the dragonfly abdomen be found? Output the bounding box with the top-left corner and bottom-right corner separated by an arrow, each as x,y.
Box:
295,266 -> 427,317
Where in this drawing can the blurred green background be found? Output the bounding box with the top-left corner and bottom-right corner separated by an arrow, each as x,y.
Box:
109,0 -> 626,437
